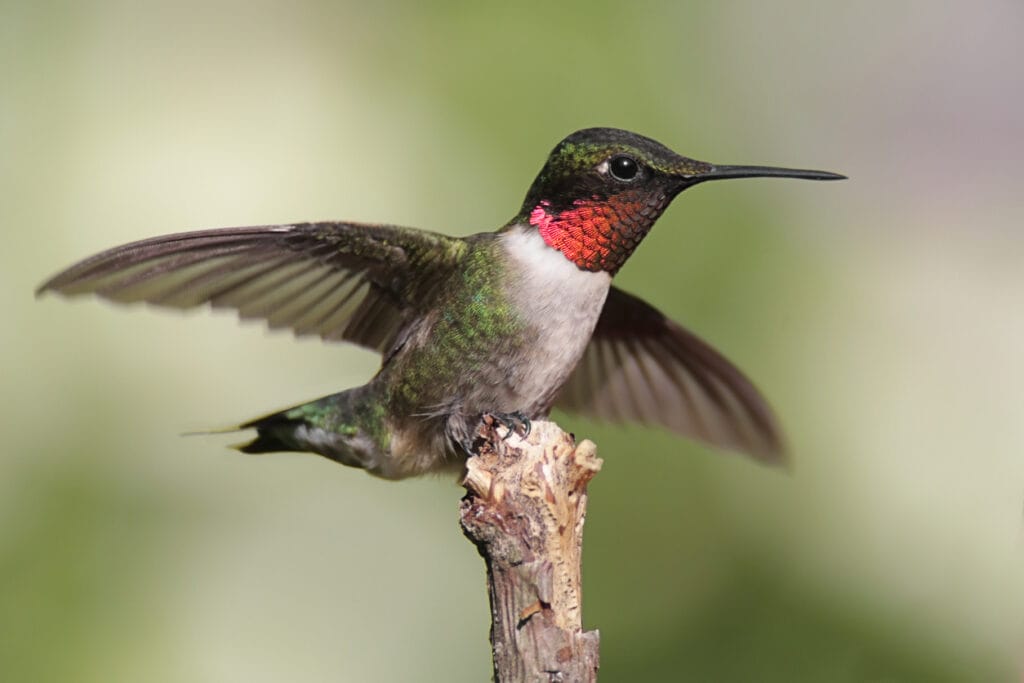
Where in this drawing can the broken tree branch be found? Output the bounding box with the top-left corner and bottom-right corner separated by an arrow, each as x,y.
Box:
460,418 -> 602,682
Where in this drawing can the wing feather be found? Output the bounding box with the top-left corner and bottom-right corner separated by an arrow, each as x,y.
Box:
38,222 -> 466,354
556,286 -> 785,463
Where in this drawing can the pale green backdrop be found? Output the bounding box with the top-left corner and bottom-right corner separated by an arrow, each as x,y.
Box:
3,1 -> 1022,681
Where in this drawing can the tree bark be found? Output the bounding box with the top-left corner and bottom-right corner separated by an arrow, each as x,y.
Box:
460,418 -> 602,682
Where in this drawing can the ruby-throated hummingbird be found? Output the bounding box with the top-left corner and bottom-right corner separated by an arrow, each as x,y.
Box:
38,128 -> 843,478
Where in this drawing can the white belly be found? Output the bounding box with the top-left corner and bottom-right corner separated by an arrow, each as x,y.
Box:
500,228 -> 611,409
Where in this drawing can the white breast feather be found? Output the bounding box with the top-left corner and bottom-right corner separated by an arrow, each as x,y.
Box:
501,229 -> 611,405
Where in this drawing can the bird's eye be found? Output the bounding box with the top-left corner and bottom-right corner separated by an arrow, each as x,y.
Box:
609,155 -> 639,181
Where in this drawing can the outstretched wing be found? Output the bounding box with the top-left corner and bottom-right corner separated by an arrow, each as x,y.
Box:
37,222 -> 466,354
556,286 -> 785,463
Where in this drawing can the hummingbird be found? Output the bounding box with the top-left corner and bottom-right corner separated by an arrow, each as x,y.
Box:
38,128 -> 843,479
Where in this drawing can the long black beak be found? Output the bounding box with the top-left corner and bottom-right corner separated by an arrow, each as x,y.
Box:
692,164 -> 846,182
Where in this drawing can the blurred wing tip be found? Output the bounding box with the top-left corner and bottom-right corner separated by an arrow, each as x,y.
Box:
35,273 -> 67,298
36,271 -> 89,298
751,440 -> 789,469
736,420 -> 789,468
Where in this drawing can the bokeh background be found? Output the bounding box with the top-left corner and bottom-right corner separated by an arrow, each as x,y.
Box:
4,1 -> 1023,681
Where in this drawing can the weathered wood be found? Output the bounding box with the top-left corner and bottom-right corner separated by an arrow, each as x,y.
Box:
460,418 -> 602,682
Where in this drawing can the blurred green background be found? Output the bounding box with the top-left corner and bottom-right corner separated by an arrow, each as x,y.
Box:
4,1 -> 1022,681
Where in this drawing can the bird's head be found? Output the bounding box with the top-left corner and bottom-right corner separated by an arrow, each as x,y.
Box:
516,127 -> 844,273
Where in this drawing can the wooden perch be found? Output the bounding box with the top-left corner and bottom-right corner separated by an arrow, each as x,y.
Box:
460,418 -> 602,682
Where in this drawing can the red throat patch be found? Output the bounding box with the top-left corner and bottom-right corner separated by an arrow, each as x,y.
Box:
528,191 -> 668,273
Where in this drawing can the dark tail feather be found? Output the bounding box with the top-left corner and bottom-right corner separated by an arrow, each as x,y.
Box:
235,411 -> 304,454
219,386 -> 382,470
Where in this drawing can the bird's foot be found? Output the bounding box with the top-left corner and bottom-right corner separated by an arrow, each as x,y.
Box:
484,411 -> 532,440
460,412 -> 532,457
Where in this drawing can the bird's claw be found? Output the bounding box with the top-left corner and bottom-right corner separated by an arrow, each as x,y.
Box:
485,411 -> 531,440
460,436 -> 479,457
